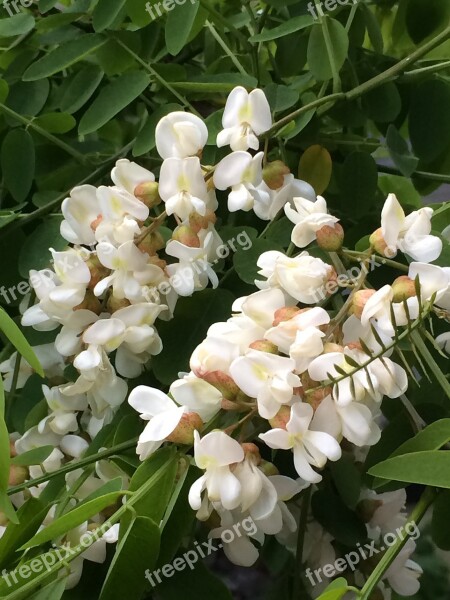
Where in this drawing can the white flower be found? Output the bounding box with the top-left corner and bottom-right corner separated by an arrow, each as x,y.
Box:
380,194 -> 442,263
155,111 -> 208,159
169,375 -> 222,422
189,431 -> 245,512
230,349 -> 300,419
217,86 -> 272,151
213,151 -> 270,215
408,262 -> 450,310
128,386 -> 186,460
159,157 -> 209,220
190,336 -> 240,377
260,402 -> 341,483
257,174 -> 317,221
265,307 -> 330,373
436,332 -> 450,353
111,159 -> 155,195
60,185 -> 100,245
0,344 -> 64,391
363,489 -> 407,534
285,196 -> 339,248
256,250 -> 334,305
55,310 -> 99,357
40,385 -> 88,435
385,539 -> 422,596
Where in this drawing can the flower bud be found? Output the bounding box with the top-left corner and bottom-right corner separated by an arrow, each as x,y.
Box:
351,289 -> 376,319
189,211 -> 217,234
86,256 -> 110,290
356,498 -> 383,523
259,460 -> 279,477
202,370 -> 240,401
241,443 -> 261,465
249,339 -> 278,354
272,306 -> 301,326
172,225 -> 200,248
137,231 -> 165,255
392,276 -> 416,302
165,412 -> 203,445
9,465 -> 28,486
107,297 -> 131,313
221,398 -> 248,412
369,228 -> 390,256
9,441 -> 17,458
307,386 -> 332,411
73,291 -> 102,314
316,223 -> 344,251
262,161 -> 290,190
134,181 -> 161,209
269,406 -> 291,430
323,342 -> 344,353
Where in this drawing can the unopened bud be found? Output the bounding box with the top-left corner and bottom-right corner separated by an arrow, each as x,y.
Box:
316,223 -> 344,251
134,181 -> 161,209
259,460 -> 279,477
351,289 -> 376,319
273,306 -> 301,326
262,161 -> 290,190
369,228 -> 393,257
392,276 -> 416,302
202,371 -> 240,401
86,256 -> 110,290
137,231 -> 165,255
241,443 -> 261,465
221,398 -> 247,412
9,465 -> 28,486
73,291 -> 102,314
249,339 -> 278,354
189,211 -> 217,233
165,412 -> 203,445
269,406 -> 291,430
107,296 -> 131,312
307,386 -> 332,411
172,225 -> 200,248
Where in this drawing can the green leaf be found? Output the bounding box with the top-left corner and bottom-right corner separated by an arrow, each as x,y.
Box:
153,289 -> 235,384
362,82 -> 401,123
93,0 -> 127,32
59,65 -> 104,114
339,152 -> 378,217
250,15 -> 314,42
33,112 -> 76,134
28,577 -> 67,600
391,419 -> 450,457
409,79 -> 450,164
11,446 -> 54,467
432,490 -> 450,550
99,517 -> 160,600
264,83 -> 299,113
330,455 -> 361,510
307,18 -> 349,82
386,124 -> 419,177
156,560 -> 233,600
1,129 -> 35,203
79,71 -> 151,135
133,103 -> 181,157
23,34 -> 107,81
298,145 -> 332,195
18,215 -> 66,277
0,377 -> 9,495
234,239 -> 283,285
0,13 -> 35,37
165,0 -> 200,56
0,79 -> 9,103
379,174 -> 421,209
369,451 -> 450,488
21,492 -> 125,549
0,308 -> 44,377
317,577 -> 349,600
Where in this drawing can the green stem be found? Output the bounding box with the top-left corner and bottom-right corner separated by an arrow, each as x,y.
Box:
205,20 -> 248,76
7,438 -> 138,496
199,0 -> 251,50
378,164 -> 450,184
320,12 -> 341,93
410,330 -> 450,399
402,59 -> 450,79
294,486 -> 312,598
359,487 -> 437,600
0,104 -> 86,163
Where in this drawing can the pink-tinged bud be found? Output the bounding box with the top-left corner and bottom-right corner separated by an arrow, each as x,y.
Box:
202,370 -> 240,401
323,342 -> 344,353
259,460 -> 279,477
316,223 -> 344,251
249,339 -> 278,354
134,181 -> 161,209
0,511 -> 8,526
307,386 -> 332,411
356,498 -> 383,523
269,406 -> 291,430
392,276 -> 416,302
85,256 -> 110,290
73,291 -> 102,314
189,211 -> 217,233
137,231 -> 165,255
172,225 -> 200,248
241,443 -> 261,465
262,161 -> 290,190
347,341 -> 363,352
351,289 -> 376,319
90,214 -> 103,232
165,412 -> 203,445
107,297 -> 131,312
369,228 -> 389,256
221,398 -> 247,412
272,306 -> 302,326
9,465 -> 28,486
9,441 -> 17,458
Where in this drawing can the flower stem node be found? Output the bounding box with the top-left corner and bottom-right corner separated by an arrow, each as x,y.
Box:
316,223 -> 344,251
165,412 -> 204,445
8,465 -> 28,486
392,276 -> 417,302
351,289 -> 377,319
268,405 -> 291,430
262,161 -> 291,190
248,339 -> 279,354
172,225 -> 201,248
134,181 -> 161,209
